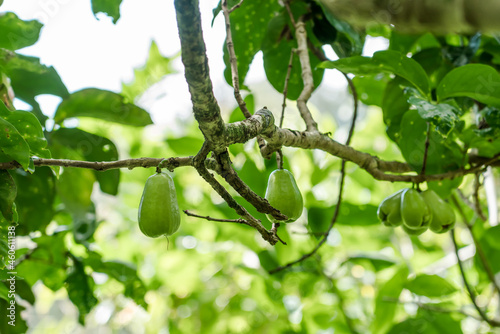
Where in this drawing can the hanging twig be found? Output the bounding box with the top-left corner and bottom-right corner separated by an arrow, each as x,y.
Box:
473,172 -> 488,221
280,50 -> 295,128
450,229 -> 500,327
183,210 -> 249,225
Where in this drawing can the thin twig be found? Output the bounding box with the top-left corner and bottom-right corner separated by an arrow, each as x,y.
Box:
473,172 -> 488,221
280,50 -> 295,128
221,0 -> 251,119
183,210 -> 249,225
284,1 -> 296,26
228,0 -> 244,13
271,223 -> 287,245
450,229 -> 500,327
421,122 -> 431,176
451,194 -> 500,298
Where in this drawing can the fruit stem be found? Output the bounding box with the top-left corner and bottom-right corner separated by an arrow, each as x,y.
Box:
277,149 -> 284,169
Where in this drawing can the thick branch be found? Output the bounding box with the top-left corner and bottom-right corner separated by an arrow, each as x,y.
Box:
174,0 -> 226,152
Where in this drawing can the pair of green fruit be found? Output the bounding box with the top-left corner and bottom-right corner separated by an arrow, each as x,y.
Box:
137,168 -> 304,239
377,188 -> 456,235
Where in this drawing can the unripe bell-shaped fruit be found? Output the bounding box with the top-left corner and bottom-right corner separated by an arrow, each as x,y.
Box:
265,169 -> 303,223
138,171 -> 180,237
401,188 -> 432,230
421,189 -> 456,233
402,223 -> 428,236
377,189 -> 405,227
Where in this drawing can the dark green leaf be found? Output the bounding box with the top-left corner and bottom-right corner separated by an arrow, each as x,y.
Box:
0,115 -> 30,170
437,64 -> 500,107
54,88 -> 152,127
381,77 -> 410,142
0,170 -> 16,222
2,108 -> 51,159
223,0 -> 280,87
398,110 -> 464,174
0,298 -> 27,333
66,257 -> 98,325
352,75 -> 388,107
405,274 -> 457,297
0,49 -> 69,103
11,167 -> 55,234
320,50 -> 430,96
0,12 -> 42,50
371,266 -> 409,334
51,128 -> 119,195
91,0 -> 122,23
408,96 -> 460,136
262,15 -> 324,101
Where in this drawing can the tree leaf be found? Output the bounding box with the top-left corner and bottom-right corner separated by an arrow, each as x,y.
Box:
51,128 -> 120,195
66,256 -> 98,325
0,12 -> 42,50
54,88 -> 153,127
223,0 -> 280,87
11,167 -> 55,234
408,96 -> 460,136
346,253 -> 398,272
91,0 -> 123,23
0,170 -> 16,222
0,49 -> 69,103
1,107 -> 51,159
398,110 -> 464,174
320,50 -> 430,96
122,40 -> 175,101
437,64 -> 500,107
405,274 -> 457,297
0,115 -> 30,170
388,311 -> 463,334
371,266 -> 409,334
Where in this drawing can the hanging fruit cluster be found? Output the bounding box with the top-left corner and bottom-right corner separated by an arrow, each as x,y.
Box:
377,188 -> 456,236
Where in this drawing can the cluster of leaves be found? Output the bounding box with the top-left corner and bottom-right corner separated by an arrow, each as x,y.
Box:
0,0 -> 499,333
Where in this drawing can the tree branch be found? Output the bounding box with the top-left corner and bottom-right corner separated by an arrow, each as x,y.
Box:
174,0 -> 226,152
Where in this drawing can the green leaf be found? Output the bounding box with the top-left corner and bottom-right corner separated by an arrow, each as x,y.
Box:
437,64 -> 500,107
371,266 -> 409,334
54,88 -> 153,127
346,253 -> 398,272
0,49 -> 69,103
352,75 -> 388,107
408,96 -> 460,136
0,170 -> 16,222
262,14 -> 324,101
11,167 -> 55,234
0,13 -> 42,50
0,115 -> 30,170
381,77 -> 410,142
388,311 -> 463,334
66,257 -> 98,325
51,128 -> 120,195
1,107 -> 51,159
320,50 -> 430,96
223,0 -> 280,88
167,136 -> 204,156
398,110 -> 464,174
122,40 -> 175,101
91,0 -> 122,23
405,274 -> 457,297
0,298 -> 27,333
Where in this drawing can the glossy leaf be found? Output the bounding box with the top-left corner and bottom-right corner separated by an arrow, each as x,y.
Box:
437,64 -> 500,107
91,0 -> 122,23
0,49 -> 69,103
398,110 -> 464,174
0,115 -> 30,169
0,12 -> 42,50
405,274 -> 457,297
408,96 -> 460,136
320,50 -> 430,96
51,128 -> 119,195
54,88 -> 153,127
223,0 -> 280,87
